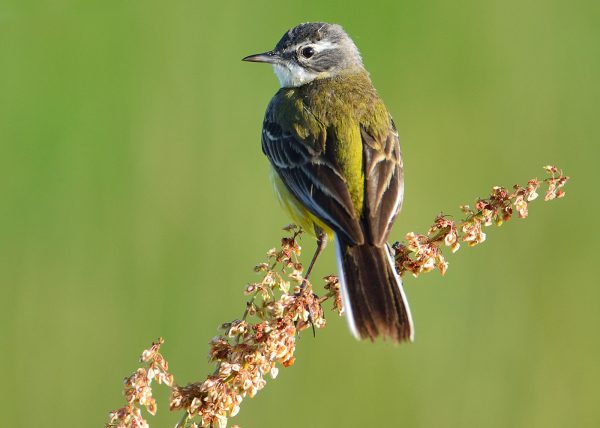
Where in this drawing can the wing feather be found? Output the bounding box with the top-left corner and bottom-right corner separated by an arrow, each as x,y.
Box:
262,103 -> 364,244
360,119 -> 404,245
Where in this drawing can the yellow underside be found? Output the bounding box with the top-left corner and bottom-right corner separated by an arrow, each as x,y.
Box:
270,168 -> 333,239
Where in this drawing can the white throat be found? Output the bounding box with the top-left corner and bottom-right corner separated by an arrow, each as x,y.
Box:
272,63 -> 319,88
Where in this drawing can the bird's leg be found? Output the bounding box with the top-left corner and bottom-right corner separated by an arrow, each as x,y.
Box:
299,226 -> 328,338
303,225 -> 328,283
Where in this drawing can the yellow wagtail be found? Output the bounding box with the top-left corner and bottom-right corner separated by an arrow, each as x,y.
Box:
243,22 -> 413,342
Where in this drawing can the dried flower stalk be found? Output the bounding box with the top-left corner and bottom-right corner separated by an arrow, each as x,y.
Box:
170,226 -> 342,428
107,166 -> 568,428
392,165 -> 569,277
107,338 -> 174,428
108,225 -> 342,428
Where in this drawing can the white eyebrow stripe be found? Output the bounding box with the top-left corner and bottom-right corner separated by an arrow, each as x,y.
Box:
313,40 -> 336,52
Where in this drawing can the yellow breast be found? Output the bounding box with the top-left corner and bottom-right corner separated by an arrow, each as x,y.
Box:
269,167 -> 333,239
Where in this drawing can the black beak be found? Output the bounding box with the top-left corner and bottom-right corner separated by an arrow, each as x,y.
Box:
242,50 -> 280,64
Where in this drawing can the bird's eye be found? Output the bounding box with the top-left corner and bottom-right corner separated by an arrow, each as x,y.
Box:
301,46 -> 315,59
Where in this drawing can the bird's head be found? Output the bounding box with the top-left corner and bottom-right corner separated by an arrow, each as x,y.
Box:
243,22 -> 364,88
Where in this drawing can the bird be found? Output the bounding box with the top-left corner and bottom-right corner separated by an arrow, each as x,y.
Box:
243,22 -> 414,343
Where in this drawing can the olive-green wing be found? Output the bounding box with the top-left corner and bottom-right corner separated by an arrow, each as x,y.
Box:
262,102 -> 365,245
360,118 -> 404,246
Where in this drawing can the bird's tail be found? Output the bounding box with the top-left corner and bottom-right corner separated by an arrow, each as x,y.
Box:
334,235 -> 414,342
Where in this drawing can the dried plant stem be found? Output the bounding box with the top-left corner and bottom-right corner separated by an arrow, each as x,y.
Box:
393,166 -> 569,277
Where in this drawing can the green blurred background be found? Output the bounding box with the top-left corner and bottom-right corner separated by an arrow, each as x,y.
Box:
1,0 -> 597,427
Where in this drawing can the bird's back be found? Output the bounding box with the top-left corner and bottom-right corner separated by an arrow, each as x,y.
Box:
263,70 -> 402,246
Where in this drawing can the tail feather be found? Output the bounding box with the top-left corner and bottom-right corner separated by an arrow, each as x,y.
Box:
335,235 -> 414,342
